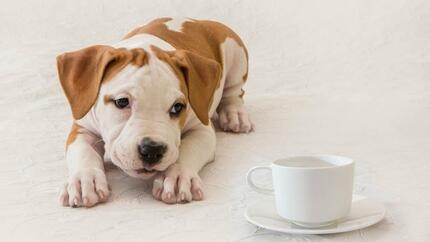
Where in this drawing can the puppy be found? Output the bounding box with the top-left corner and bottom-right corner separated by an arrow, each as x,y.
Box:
57,17 -> 252,207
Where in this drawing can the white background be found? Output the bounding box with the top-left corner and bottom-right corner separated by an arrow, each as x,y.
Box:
0,0 -> 429,241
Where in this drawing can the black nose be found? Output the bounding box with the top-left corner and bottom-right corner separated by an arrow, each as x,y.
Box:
138,138 -> 167,164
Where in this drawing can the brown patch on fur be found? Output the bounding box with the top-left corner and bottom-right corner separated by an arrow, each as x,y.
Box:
57,46 -> 147,120
178,99 -> 188,129
66,123 -> 83,148
239,89 -> 245,99
103,48 -> 148,82
124,18 -> 249,92
151,45 -> 221,125
124,17 -> 172,38
178,102 -> 188,129
103,95 -> 112,105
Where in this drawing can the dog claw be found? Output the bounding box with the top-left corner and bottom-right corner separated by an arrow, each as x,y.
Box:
97,190 -> 105,200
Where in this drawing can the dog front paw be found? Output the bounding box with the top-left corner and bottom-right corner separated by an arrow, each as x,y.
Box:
152,164 -> 203,204
59,168 -> 110,208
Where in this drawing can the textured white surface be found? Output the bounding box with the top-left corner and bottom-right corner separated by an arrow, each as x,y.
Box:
1,0 -> 430,241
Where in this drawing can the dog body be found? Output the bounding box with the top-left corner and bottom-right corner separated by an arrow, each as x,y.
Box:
57,17 -> 252,207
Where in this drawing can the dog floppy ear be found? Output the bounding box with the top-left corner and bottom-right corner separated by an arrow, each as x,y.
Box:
57,45 -> 141,120
168,50 -> 221,125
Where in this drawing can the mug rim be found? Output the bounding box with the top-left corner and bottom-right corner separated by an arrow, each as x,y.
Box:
272,154 -> 354,170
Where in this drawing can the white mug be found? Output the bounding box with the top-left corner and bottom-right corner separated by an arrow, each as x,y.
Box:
247,155 -> 354,228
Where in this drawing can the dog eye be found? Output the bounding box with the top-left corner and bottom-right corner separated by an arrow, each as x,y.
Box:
169,103 -> 185,117
114,97 -> 129,109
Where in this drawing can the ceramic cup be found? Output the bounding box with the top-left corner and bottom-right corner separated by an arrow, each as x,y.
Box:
247,155 -> 354,228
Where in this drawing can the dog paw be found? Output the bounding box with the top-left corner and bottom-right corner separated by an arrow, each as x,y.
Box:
152,164 -> 203,204
218,104 -> 253,133
59,168 -> 110,208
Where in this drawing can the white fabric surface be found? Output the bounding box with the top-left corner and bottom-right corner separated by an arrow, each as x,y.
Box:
1,0 -> 429,241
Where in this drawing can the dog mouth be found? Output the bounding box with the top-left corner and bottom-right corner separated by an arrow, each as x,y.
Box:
134,167 -> 158,175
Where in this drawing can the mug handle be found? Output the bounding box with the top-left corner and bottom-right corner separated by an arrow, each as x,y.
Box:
246,166 -> 274,195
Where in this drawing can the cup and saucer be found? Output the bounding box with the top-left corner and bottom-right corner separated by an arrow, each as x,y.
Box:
245,155 -> 386,235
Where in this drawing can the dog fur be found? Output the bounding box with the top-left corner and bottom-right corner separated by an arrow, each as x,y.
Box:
57,17 -> 252,207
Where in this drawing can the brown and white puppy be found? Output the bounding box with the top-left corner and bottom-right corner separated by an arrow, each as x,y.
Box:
57,17 -> 252,207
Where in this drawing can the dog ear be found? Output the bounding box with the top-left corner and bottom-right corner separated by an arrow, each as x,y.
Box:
57,45 -> 142,120
168,50 -> 222,125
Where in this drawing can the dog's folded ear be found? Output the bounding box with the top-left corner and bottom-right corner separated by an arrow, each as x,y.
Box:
57,45 -> 147,120
172,50 -> 222,125
151,46 -> 221,125
57,45 -> 116,120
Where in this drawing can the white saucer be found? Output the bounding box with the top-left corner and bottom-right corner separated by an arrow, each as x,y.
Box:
245,195 -> 385,235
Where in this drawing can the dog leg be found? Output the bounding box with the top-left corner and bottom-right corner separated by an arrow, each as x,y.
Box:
152,122 -> 216,203
217,41 -> 253,133
59,124 -> 110,208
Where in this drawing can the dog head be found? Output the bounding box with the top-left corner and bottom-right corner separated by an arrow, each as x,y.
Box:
57,45 -> 220,178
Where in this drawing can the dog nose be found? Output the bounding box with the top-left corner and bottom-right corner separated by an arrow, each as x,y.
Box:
138,138 -> 167,164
